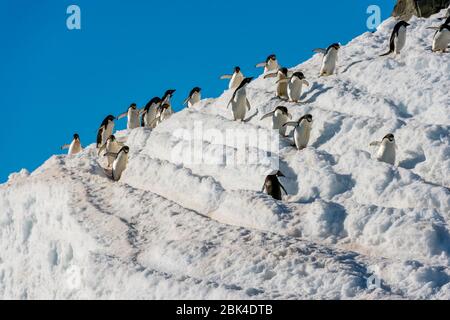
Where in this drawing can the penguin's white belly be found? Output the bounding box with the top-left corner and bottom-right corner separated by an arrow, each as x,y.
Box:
394,27 -> 407,53
321,50 -> 337,75
68,141 -> 82,155
294,125 -> 311,149
273,113 -> 289,135
433,30 -> 450,51
277,78 -> 288,98
229,73 -> 244,89
145,107 -> 157,128
112,153 -> 128,181
231,92 -> 247,121
128,110 -> 140,129
288,80 -> 303,101
188,93 -> 201,108
157,109 -> 171,125
102,123 -> 114,145
106,142 -> 121,166
376,144 -> 396,165
264,61 -> 278,73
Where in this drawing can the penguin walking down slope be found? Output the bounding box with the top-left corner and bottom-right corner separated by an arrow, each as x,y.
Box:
314,43 -> 341,76
117,103 -> 140,130
104,146 -> 130,181
96,115 -> 115,148
255,54 -> 279,73
262,170 -> 288,201
61,133 -> 82,155
183,87 -> 201,108
380,21 -> 410,57
277,71 -> 310,103
98,135 -> 123,168
141,97 -> 162,128
161,89 -> 176,115
260,106 -> 292,136
370,133 -> 396,165
264,67 -> 289,99
432,24 -> 450,52
227,77 -> 253,121
220,66 -> 244,89
283,114 -> 313,150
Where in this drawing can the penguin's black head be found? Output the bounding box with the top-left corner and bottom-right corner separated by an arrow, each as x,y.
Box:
441,24 -> 450,31
279,67 -> 288,76
276,106 -> 288,115
121,146 -> 130,154
383,133 -> 395,142
109,135 -> 116,141
242,77 -> 253,85
106,115 -> 115,122
331,43 -> 341,50
300,114 -> 313,123
161,103 -> 171,110
234,66 -> 241,73
293,71 -> 306,80
276,171 -> 285,177
164,89 -> 176,97
130,103 -> 137,109
192,87 -> 201,93
267,54 -> 276,62
73,133 -> 80,140
399,21 -> 410,27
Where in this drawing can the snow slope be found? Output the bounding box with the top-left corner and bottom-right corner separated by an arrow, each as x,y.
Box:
1,12 -> 449,299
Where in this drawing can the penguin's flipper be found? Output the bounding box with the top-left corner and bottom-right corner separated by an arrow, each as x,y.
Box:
303,80 -> 310,87
283,122 -> 298,127
96,127 -> 104,148
263,72 -> 277,79
220,74 -> 233,80
427,26 -> 440,30
60,144 -> 70,150
280,182 -> 288,196
313,48 -> 326,54
369,141 -> 381,147
276,77 -> 290,84
246,98 -> 251,111
260,111 -> 275,121
97,144 -> 107,156
117,112 -> 127,120
183,97 -> 190,106
255,62 -> 266,68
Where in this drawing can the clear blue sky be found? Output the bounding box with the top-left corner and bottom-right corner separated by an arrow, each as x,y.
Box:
0,0 -> 395,182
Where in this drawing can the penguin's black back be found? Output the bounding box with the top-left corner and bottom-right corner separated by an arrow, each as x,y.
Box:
265,175 -> 282,200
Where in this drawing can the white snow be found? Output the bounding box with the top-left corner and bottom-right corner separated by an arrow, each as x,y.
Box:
1,12 -> 449,299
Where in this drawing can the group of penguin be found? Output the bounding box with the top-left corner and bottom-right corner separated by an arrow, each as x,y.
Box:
60,10 -> 450,200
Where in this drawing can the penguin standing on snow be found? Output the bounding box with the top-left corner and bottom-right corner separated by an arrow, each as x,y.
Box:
432,24 -> 450,53
264,67 -> 289,99
98,135 -> 123,168
255,54 -> 279,73
183,87 -> 201,108
314,43 -> 341,76
227,77 -> 253,121
220,66 -> 244,89
117,103 -> 140,130
283,114 -> 313,150
262,170 -> 288,201
141,97 -> 162,128
96,115 -> 115,148
61,133 -> 82,155
150,103 -> 172,127
277,71 -> 310,103
380,21 -> 410,57
160,89 -> 176,114
370,133 -> 396,165
260,106 -> 292,136
104,146 -> 130,181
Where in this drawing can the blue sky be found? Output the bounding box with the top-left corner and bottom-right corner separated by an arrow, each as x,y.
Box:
0,0 -> 395,182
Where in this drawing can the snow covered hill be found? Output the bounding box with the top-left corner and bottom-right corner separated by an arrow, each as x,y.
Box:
1,12 -> 449,299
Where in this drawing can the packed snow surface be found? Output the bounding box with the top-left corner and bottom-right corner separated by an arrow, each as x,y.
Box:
1,13 -> 449,299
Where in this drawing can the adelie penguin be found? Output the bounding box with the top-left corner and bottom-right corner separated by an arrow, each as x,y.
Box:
255,54 -> 279,73
277,71 -> 310,103
150,103 -> 172,127
61,133 -> 82,155
117,103 -> 140,130
98,135 -> 123,168
141,97 -> 162,128
104,146 -> 130,181
370,133 -> 396,165
260,106 -> 292,136
96,115 -> 115,148
314,43 -> 341,76
220,66 -> 244,89
161,89 -> 176,115
380,21 -> 410,57
262,170 -> 288,201
432,24 -> 450,53
283,114 -> 313,150
227,77 -> 253,121
183,87 -> 201,108
264,67 -> 289,99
